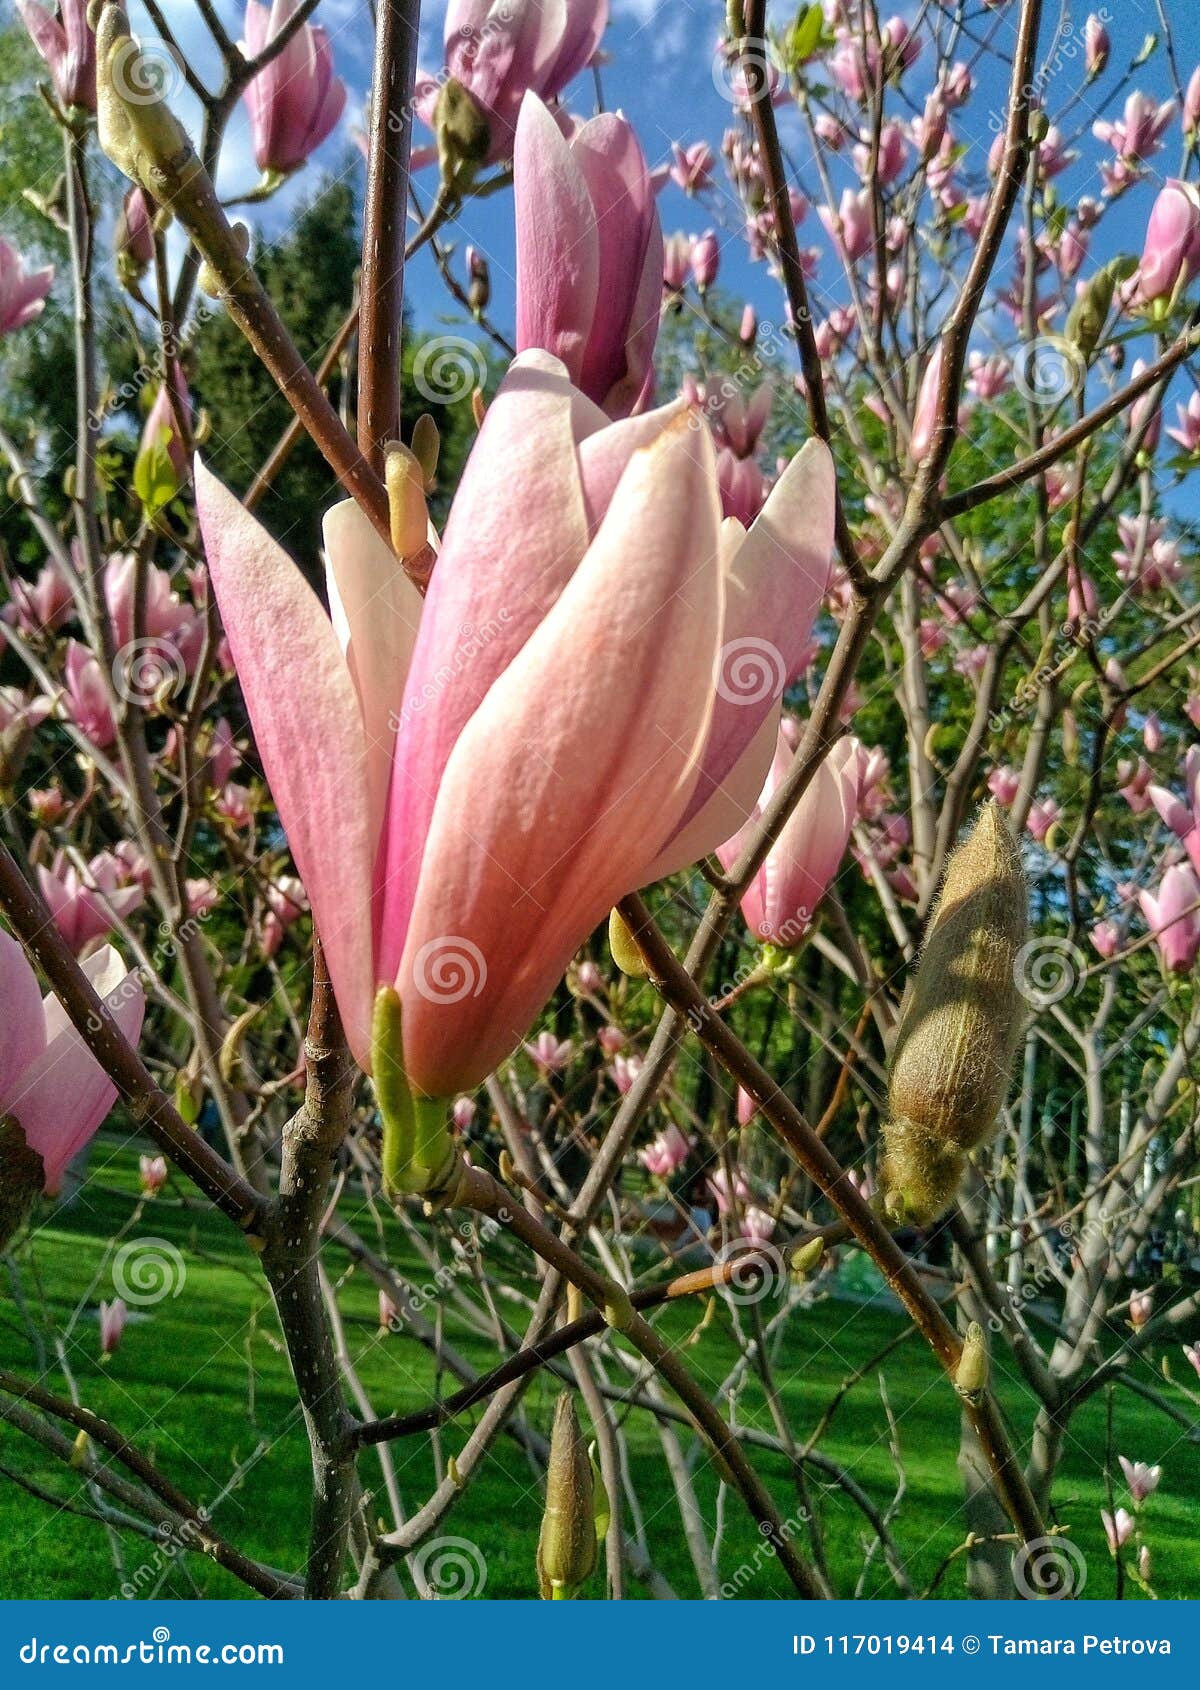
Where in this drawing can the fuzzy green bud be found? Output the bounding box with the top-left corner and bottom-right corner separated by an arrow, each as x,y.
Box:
433,78 -> 491,202
881,803 -> 1027,1223
954,1321 -> 989,1404
608,907 -> 649,977
371,988 -> 457,1198
537,1393 -> 597,1600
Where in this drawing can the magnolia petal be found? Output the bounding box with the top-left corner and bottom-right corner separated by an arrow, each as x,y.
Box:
514,93 -> 600,388
641,702 -> 781,883
399,415 -> 724,1095
374,350 -> 592,985
195,461 -> 376,1065
0,929 -> 47,1105
323,498 -> 423,846
13,947 -> 145,1193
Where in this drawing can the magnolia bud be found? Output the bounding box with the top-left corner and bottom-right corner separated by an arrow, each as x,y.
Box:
881,802 -> 1027,1223
433,78 -> 491,201
409,413 -> 441,489
384,442 -> 429,560
465,246 -> 490,316
954,1321 -> 989,1404
0,1117 -> 44,1253
608,907 -> 649,977
537,1393 -> 597,1600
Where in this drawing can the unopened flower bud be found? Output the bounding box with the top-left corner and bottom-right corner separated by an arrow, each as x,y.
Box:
954,1321 -> 989,1403
608,906 -> 649,977
409,413 -> 441,489
115,186 -> 155,289
465,245 -> 490,316
384,442 -> 430,561
537,1393 -> 597,1600
433,78 -> 491,201
790,1236 -> 824,1280
881,802 -> 1027,1223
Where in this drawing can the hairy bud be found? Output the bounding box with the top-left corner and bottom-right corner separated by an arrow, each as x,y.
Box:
537,1393 -> 597,1600
881,802 -> 1027,1223
954,1321 -> 989,1404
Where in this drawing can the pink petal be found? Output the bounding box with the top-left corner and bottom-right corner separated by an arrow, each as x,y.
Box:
374,351 -> 592,984
195,462 -> 376,1066
0,929 -> 47,1104
11,946 -> 145,1192
514,94 -> 600,391
399,415 -> 724,1095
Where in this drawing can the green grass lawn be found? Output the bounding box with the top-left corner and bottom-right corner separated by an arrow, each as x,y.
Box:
1,1134 -> 1197,1600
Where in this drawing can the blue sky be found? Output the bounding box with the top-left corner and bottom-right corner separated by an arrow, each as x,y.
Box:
122,0 -> 1200,493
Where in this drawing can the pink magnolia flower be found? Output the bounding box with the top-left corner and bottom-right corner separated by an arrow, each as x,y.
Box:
104,551 -> 199,661
1134,180 -> 1200,304
818,188 -> 872,261
1144,713 -> 1164,755
514,95 -> 661,419
1090,920 -> 1120,959
1167,392 -> 1200,454
241,0 -> 347,176
27,786 -> 65,826
16,0 -> 95,112
378,1289 -> 399,1330
1,688 -> 52,789
717,731 -> 861,947
1119,756 -> 1154,813
1026,798 -> 1061,842
709,1167 -> 750,1217
139,1154 -> 167,1195
1118,1457 -> 1161,1502
1139,866 -> 1200,972
0,930 -> 144,1194
416,0 -> 607,167
638,1124 -> 690,1179
736,1086 -> 757,1127
451,1096 -> 477,1132
115,187 -> 155,287
610,1053 -> 642,1094
669,140 -> 714,195
741,1205 -> 776,1245
575,959 -> 603,995
185,878 -> 220,919
99,1297 -> 127,1358
37,851 -> 144,954
966,353 -> 1010,400
716,448 -> 768,526
139,363 -> 193,487
3,557 -> 73,635
525,1031 -> 574,1071
0,238 -> 54,339
662,231 -> 690,292
1187,67 -> 1200,136
197,354 -> 834,1096
1093,92 -> 1176,163
63,642 -> 115,749
689,229 -> 720,292
1085,15 -> 1110,77
1102,1506 -> 1135,1553
909,341 -> 945,464
596,1025 -> 625,1056
1183,1342 -> 1200,1377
